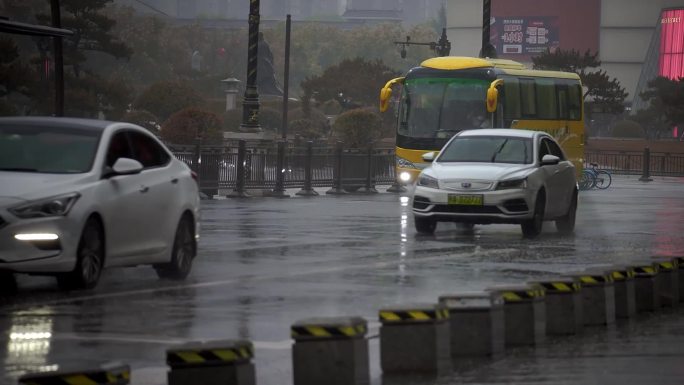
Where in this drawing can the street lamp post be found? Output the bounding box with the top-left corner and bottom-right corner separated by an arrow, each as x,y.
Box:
240,0 -> 261,131
394,28 -> 451,58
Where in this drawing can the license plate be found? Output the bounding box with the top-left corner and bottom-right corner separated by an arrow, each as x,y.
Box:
448,194 -> 483,206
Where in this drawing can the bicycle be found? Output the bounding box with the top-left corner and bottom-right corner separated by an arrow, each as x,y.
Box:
584,163 -> 612,189
578,168 -> 595,191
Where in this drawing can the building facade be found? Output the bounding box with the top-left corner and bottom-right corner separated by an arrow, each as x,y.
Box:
446,0 -> 684,105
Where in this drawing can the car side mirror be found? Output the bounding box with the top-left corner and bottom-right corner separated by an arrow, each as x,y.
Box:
105,158 -> 143,178
541,154 -> 560,166
422,152 -> 436,162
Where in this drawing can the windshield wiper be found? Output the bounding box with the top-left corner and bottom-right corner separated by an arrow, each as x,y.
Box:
0,167 -> 39,172
490,139 -> 509,163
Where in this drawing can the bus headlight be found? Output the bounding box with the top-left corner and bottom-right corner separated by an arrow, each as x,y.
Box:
396,156 -> 418,169
400,172 -> 412,182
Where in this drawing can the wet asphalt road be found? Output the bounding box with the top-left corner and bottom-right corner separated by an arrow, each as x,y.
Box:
1,175 -> 684,385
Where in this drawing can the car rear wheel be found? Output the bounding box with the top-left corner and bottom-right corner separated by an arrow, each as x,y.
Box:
415,217 -> 437,235
57,218 -> 105,290
556,190 -> 578,235
521,192 -> 545,238
154,216 -> 195,280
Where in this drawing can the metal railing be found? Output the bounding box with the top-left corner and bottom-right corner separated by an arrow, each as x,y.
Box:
585,149 -> 684,177
169,141 -> 397,194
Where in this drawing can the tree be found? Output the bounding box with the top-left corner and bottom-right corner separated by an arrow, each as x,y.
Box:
639,76 -> 684,133
134,81 -> 205,122
301,58 -> 400,113
122,110 -> 160,133
0,38 -> 35,102
161,108 -> 223,145
532,49 -> 628,117
331,108 -> 383,148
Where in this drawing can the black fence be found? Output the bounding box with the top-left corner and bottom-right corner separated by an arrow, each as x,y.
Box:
169,141 -> 396,194
585,149 -> 684,177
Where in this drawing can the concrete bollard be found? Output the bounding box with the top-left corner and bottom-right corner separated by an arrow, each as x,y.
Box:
631,261 -> 661,312
291,317 -> 369,385
19,362 -> 129,385
438,292 -> 505,357
606,266 -> 637,319
565,271 -> 615,326
678,257 -> 684,302
651,256 -> 680,307
379,303 -> 450,373
528,278 -> 583,335
486,284 -> 545,347
167,340 -> 255,385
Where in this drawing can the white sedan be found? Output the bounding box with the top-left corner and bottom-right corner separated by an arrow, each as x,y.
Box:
412,129 -> 577,238
0,117 -> 200,291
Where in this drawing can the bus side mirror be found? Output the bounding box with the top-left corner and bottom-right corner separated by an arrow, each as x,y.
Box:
379,77 -> 405,113
486,79 -> 504,113
486,87 -> 498,113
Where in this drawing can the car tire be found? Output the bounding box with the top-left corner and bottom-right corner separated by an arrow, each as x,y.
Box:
521,191 -> 545,239
0,270 -> 18,295
154,215 -> 196,280
57,218 -> 105,290
556,190 -> 578,235
415,217 -> 437,235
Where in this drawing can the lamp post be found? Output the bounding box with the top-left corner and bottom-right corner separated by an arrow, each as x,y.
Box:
221,77 -> 241,111
240,0 -> 261,131
394,28 -> 451,58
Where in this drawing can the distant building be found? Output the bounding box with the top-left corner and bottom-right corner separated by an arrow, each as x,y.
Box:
446,0 -> 684,107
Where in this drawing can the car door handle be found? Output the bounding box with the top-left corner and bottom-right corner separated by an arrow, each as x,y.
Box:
139,185 -> 149,193
171,178 -> 179,184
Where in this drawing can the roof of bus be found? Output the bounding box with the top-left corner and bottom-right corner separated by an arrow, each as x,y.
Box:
419,56 -> 580,80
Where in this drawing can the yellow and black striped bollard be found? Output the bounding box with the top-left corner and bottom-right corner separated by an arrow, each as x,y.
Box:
651,256 -> 680,307
19,362 -> 130,385
438,292 -> 505,357
291,317 -> 369,385
486,284 -> 546,347
166,340 -> 255,385
631,261 -> 661,312
529,277 -> 583,335
677,256 -> 684,303
606,266 -> 637,319
378,303 -> 450,374
565,270 -> 615,326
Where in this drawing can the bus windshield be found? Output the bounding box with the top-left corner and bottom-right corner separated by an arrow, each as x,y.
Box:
398,77 -> 490,139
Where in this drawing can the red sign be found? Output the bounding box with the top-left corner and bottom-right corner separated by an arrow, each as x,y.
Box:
659,8 -> 684,79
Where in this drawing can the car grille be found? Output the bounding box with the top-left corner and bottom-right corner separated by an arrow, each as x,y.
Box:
441,180 -> 493,191
431,204 -> 503,214
0,215 -> 6,230
503,199 -> 529,213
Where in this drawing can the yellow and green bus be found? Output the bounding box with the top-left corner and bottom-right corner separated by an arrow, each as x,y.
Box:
380,56 -> 585,185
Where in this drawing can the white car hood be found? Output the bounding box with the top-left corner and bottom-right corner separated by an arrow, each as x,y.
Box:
0,171 -> 92,204
428,162 -> 534,181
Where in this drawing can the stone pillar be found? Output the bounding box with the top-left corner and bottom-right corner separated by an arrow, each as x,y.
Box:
439,292 -> 505,357
486,284 -> 546,347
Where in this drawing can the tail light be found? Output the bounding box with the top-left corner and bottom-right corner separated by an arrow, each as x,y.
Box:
191,171 -> 198,184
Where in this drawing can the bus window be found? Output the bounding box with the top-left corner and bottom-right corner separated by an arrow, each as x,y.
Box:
503,77 -> 521,121
568,84 -> 582,120
557,85 -> 569,120
536,79 -> 558,119
520,79 -> 537,117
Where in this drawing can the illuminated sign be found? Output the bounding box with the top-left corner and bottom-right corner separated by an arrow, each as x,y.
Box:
491,17 -> 560,56
659,8 -> 684,79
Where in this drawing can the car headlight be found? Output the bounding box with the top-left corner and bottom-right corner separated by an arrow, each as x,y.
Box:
9,193 -> 81,218
396,156 -> 418,169
418,174 -> 439,189
496,178 -> 528,190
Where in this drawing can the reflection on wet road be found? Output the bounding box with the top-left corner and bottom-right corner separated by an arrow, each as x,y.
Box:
1,176 -> 683,385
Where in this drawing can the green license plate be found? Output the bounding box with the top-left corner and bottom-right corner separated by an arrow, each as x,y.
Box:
448,194 -> 483,206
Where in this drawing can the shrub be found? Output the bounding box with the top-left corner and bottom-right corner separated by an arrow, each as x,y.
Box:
611,120 -> 644,138
331,108 -> 382,148
121,109 -> 160,133
134,81 -> 205,122
161,108 -> 223,145
289,119 -> 325,139
321,99 -> 342,115
289,107 -> 329,134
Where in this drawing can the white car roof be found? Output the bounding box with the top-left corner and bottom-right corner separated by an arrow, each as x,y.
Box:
457,129 -> 543,139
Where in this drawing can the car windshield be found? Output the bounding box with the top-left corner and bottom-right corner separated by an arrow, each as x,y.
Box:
438,136 -> 533,164
0,125 -> 101,174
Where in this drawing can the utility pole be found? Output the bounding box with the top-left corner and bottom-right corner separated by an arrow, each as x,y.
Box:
240,0 -> 261,131
281,14 -> 291,139
480,0 -> 497,58
50,0 -> 64,116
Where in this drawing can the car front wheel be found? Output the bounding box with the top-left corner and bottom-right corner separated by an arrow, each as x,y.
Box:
154,216 -> 196,280
556,190 -> 578,235
57,218 -> 105,290
415,217 -> 437,234
521,192 -> 545,238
